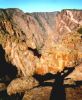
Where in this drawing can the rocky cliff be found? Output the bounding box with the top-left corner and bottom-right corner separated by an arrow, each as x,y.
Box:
55,9 -> 82,33
0,8 -> 82,98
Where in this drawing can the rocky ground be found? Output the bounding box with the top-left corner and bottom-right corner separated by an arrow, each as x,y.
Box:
1,82 -> 82,100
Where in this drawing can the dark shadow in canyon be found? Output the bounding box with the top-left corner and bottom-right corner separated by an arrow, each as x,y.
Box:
50,67 -> 75,100
0,44 -> 17,83
50,73 -> 66,100
28,47 -> 41,58
0,44 -> 22,99
0,90 -> 23,100
34,67 -> 77,100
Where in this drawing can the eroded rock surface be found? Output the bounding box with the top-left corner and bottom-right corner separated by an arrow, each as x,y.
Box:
7,77 -> 39,95
22,86 -> 82,100
0,9 -> 82,76
0,8 -> 82,99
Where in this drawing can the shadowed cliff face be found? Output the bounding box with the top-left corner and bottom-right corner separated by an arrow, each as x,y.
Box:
0,44 -> 17,82
0,8 -> 82,77
0,9 -> 57,49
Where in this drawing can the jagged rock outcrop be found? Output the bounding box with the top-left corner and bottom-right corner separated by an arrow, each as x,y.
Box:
55,9 -> 82,34
36,32 -> 82,75
7,77 -> 39,95
0,8 -> 82,99
0,8 -> 57,77
0,8 -> 82,76
66,63 -> 82,81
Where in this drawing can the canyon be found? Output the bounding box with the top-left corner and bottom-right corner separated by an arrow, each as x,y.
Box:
0,8 -> 82,100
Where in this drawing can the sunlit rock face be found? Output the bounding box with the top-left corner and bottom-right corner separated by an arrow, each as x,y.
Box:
55,9 -> 82,34
0,8 -> 82,77
36,32 -> 82,75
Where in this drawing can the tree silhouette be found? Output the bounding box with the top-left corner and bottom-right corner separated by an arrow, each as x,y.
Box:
34,64 -> 82,100
50,67 -> 75,100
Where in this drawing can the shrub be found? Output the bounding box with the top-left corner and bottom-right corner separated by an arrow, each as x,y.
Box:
77,27 -> 82,34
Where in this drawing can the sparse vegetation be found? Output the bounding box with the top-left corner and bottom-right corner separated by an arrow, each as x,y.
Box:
77,27 -> 82,34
